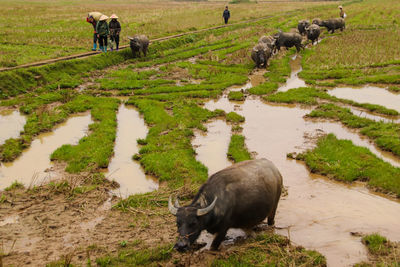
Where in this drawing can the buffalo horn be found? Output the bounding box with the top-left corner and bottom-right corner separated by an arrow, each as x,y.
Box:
196,197 -> 218,216
168,196 -> 178,215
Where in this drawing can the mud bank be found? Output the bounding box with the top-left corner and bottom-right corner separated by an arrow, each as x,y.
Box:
0,114 -> 92,190
0,110 -> 26,145
204,95 -> 400,266
329,86 -> 400,113
106,104 -> 158,198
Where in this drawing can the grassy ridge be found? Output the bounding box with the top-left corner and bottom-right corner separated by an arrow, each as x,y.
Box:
356,234 -> 400,266
296,134 -> 400,197
227,134 -> 252,163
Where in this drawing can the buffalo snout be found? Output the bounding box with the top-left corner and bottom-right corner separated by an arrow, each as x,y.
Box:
174,238 -> 190,252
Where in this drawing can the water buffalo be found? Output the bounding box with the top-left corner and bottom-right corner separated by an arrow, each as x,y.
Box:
320,18 -> 345,33
298,20 -> 310,35
258,35 -> 276,52
251,43 -> 272,68
305,24 -> 321,45
312,18 -> 323,26
169,158 -> 283,251
273,31 -> 304,52
128,35 -> 149,57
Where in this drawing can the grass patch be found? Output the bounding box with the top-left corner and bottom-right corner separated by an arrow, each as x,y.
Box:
228,91 -> 245,101
308,104 -> 400,157
355,234 -> 400,266
227,134 -> 252,163
296,133 -> 400,197
4,181 -> 24,191
226,112 -> 245,123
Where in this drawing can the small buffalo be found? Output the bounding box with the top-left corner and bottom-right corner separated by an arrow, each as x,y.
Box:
258,35 -> 276,52
251,43 -> 272,68
305,24 -> 321,45
298,20 -> 310,35
128,35 -> 149,57
320,18 -> 345,33
169,159 -> 283,251
273,31 -> 304,52
312,18 -> 323,26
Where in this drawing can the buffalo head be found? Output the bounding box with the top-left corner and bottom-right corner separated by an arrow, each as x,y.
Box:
169,195 -> 217,252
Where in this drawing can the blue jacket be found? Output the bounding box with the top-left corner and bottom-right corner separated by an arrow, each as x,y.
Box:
223,10 -> 230,19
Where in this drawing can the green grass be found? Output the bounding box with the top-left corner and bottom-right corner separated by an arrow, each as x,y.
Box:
50,96 -> 119,173
228,91 -> 245,101
355,234 -> 400,266
296,133 -> 400,197
226,112 -> 245,123
227,134 -> 252,163
4,181 -> 24,191
308,104 -> 400,157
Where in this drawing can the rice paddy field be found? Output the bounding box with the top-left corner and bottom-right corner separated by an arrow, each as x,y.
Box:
0,0 -> 400,266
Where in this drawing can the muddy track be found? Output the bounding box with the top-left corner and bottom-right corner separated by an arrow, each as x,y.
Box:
0,15 -> 274,73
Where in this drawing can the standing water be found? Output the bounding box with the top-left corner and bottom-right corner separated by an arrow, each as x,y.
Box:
204,93 -> 400,266
0,114 -> 92,190
277,55 -> 306,92
0,110 -> 26,145
106,105 -> 158,198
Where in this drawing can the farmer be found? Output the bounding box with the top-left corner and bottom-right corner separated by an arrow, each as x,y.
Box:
339,5 -> 346,19
223,6 -> 230,24
96,15 -> 109,52
87,12 -> 103,51
109,14 -> 121,51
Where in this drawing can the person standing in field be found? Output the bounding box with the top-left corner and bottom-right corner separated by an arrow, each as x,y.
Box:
109,14 -> 121,51
223,6 -> 230,24
87,12 -> 103,51
96,15 -> 109,52
339,5 -> 346,19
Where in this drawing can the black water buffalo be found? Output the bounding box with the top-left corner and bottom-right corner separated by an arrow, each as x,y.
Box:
258,35 -> 276,52
273,31 -> 303,52
305,24 -> 321,45
251,43 -> 272,68
169,159 -> 283,251
298,20 -> 310,35
128,35 -> 149,57
312,18 -> 323,26
321,18 -> 345,33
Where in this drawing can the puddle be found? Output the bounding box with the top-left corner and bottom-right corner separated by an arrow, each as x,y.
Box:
347,106 -> 400,124
203,94 -> 400,266
0,114 -> 92,190
277,55 -> 306,92
0,110 -> 26,145
329,86 -> 400,113
106,105 -> 158,198
0,214 -> 20,226
192,120 -> 232,176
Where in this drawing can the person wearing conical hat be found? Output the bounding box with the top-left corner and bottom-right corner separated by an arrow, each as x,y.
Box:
109,14 -> 121,51
338,6 -> 345,19
87,12 -> 103,51
96,15 -> 109,52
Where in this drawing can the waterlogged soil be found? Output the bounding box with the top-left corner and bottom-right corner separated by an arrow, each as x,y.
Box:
0,110 -> 26,145
204,94 -> 400,266
277,55 -> 306,92
0,113 -> 92,190
192,119 -> 232,176
328,86 -> 400,113
106,104 -> 158,198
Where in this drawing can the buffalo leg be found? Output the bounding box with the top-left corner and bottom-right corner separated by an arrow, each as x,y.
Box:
211,228 -> 228,250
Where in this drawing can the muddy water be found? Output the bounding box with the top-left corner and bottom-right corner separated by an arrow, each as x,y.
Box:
0,114 -> 92,190
348,106 -> 400,124
203,97 -> 400,266
192,120 -> 232,176
0,110 -> 26,145
106,105 -> 158,198
277,55 -> 306,92
329,86 -> 400,113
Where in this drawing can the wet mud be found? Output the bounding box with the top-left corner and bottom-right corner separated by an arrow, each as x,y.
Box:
0,113 -> 92,190
277,55 -> 306,92
106,105 -> 158,198
0,110 -> 26,145
192,120 -> 232,176
329,86 -> 400,113
203,92 -> 400,266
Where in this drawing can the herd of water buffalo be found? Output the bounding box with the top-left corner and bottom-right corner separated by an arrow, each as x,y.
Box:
252,17 -> 346,68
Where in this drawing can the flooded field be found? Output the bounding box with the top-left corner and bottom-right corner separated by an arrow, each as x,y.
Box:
0,114 -> 92,189
204,92 -> 400,266
277,55 -> 306,92
106,104 -> 158,198
0,110 -> 26,145
329,86 -> 400,113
